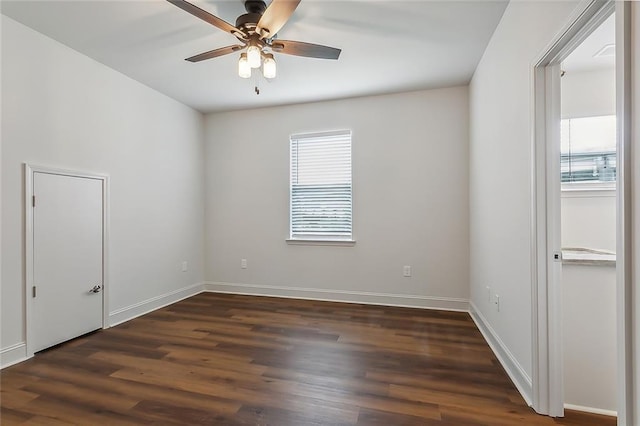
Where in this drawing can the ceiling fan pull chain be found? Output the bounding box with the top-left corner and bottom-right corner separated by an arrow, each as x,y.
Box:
253,71 -> 260,95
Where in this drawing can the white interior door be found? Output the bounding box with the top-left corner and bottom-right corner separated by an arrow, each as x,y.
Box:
32,171 -> 104,352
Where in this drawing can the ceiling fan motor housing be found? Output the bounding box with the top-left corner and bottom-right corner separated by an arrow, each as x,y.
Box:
235,13 -> 262,34
236,0 -> 269,38
244,0 -> 267,14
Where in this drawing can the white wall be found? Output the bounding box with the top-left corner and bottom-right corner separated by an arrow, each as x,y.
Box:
1,16 -> 205,364
562,264 -> 617,413
203,88 -> 469,309
561,68 -> 615,119
468,0 -> 581,400
561,191 -> 616,252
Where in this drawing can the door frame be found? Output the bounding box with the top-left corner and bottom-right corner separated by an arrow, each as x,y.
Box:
530,0 -> 633,421
24,164 -> 110,357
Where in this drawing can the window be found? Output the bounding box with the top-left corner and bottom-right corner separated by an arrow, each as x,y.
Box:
289,130 -> 352,242
561,115 -> 616,184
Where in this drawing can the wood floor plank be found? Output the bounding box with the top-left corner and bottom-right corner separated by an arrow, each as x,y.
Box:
289,380 -> 443,420
0,371 -> 42,391
552,410 -> 618,425
20,415 -> 75,425
439,404 -> 555,426
263,366 -> 391,398
234,404 -> 356,426
20,361 -> 242,416
366,370 -> 513,398
1,293 -> 616,425
0,388 -> 40,410
131,400 -> 234,425
0,407 -> 35,424
357,407 -> 447,426
16,395 -> 146,426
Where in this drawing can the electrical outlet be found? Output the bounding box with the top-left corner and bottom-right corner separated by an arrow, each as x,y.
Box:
403,265 -> 411,277
241,258 -> 247,269
495,294 -> 500,312
181,261 -> 188,272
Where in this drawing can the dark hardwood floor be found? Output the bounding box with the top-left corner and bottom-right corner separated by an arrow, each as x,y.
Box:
1,293 -> 615,425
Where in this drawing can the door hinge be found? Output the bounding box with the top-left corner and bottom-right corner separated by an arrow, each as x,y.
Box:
32,286 -> 36,298
32,195 -> 36,207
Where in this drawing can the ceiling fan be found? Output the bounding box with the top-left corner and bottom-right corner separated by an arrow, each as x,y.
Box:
167,0 -> 341,80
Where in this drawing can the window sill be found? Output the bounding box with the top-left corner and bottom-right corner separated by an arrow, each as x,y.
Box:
286,239 -> 356,247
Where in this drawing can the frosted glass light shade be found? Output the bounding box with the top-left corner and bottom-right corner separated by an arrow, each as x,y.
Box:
263,54 -> 276,79
247,45 -> 261,68
238,53 -> 251,78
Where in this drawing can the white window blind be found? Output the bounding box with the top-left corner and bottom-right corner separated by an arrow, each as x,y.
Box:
561,115 -> 616,184
290,130 -> 352,240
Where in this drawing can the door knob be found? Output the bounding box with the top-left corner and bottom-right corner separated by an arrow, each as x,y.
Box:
89,285 -> 102,294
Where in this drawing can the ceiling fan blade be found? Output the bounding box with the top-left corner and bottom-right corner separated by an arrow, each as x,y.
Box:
167,0 -> 244,38
270,40 -> 341,60
255,0 -> 301,39
186,44 -> 244,62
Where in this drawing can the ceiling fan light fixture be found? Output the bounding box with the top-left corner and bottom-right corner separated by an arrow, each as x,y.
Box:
238,53 -> 251,78
247,44 -> 262,68
262,53 -> 276,79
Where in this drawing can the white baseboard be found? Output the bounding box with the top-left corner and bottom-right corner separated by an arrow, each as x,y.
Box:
1,342 -> 29,369
564,403 -> 617,417
109,282 -> 205,327
469,301 -> 533,406
203,281 -> 469,311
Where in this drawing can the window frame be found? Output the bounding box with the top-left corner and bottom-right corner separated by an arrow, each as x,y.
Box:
287,129 -> 355,245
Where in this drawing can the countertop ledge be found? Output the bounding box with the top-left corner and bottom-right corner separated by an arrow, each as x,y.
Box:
562,247 -> 616,266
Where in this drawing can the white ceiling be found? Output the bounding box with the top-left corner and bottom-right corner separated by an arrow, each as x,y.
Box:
1,0 -> 508,113
562,13 -> 615,73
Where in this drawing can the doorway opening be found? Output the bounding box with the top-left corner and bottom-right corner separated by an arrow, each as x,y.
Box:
559,12 -> 617,417
531,1 -> 633,422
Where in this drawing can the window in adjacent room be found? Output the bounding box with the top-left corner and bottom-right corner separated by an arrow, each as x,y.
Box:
560,115 -> 616,185
289,130 -> 353,242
